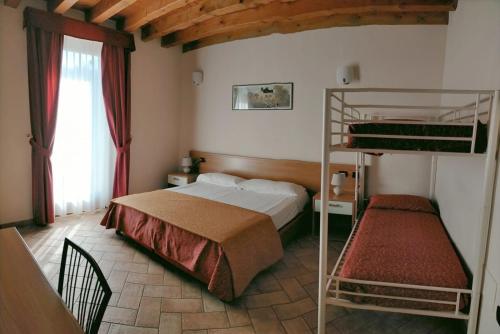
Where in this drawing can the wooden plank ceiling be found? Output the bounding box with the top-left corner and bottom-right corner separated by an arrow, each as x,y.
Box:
7,0 -> 458,51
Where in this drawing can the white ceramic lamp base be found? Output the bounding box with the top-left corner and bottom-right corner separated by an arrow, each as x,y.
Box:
333,186 -> 343,196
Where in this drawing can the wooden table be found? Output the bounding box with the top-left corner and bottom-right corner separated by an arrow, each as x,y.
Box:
0,228 -> 84,334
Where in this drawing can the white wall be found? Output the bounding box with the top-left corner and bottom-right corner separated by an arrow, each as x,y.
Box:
0,0 -> 182,223
129,34 -> 181,194
434,1 -> 500,333
178,25 -> 447,195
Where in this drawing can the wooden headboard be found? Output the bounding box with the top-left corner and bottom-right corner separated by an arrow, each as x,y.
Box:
190,151 -> 356,193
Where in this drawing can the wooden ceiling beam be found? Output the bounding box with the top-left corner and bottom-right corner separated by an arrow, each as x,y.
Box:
88,0 -> 138,23
123,0 -> 199,32
47,0 -> 80,13
159,0 -> 455,47
180,11 -> 449,52
4,0 -> 21,8
141,0 -> 278,41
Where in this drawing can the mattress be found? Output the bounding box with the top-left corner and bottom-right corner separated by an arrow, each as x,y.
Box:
168,181 -> 308,230
347,121 -> 488,153
338,208 -> 468,311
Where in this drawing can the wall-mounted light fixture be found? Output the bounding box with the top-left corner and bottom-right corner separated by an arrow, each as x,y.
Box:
192,71 -> 203,86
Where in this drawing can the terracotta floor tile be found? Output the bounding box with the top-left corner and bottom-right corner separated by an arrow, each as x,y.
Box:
103,306 -> 138,325
108,270 -> 129,292
164,270 -> 182,286
148,261 -> 165,274
302,305 -> 346,329
202,289 -> 226,312
225,304 -> 251,327
273,298 -> 316,320
295,272 -> 318,286
144,285 -> 182,298
182,279 -> 202,298
98,321 -> 111,334
162,298 -> 203,313
109,292 -> 121,307
182,312 -> 229,330
132,251 -> 150,264
108,324 -> 158,334
159,313 -> 182,334
118,283 -> 144,309
282,317 -> 312,334
244,291 -> 290,309
114,261 -> 149,274
208,326 -> 255,334
248,307 -> 285,334
136,296 -> 161,327
279,278 -> 308,301
127,272 -> 164,285
254,273 -> 282,293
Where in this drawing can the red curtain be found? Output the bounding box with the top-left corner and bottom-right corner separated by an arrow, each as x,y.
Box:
26,26 -> 64,225
101,44 -> 132,198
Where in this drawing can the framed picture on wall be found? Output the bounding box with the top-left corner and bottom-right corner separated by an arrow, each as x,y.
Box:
232,83 -> 293,110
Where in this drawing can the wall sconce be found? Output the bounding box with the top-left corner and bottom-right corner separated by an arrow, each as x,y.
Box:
192,71 -> 203,86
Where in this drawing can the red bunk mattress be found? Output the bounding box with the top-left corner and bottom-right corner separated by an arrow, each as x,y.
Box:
338,195 -> 469,311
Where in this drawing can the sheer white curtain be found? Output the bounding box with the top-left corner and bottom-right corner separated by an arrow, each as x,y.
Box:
53,36 -> 116,216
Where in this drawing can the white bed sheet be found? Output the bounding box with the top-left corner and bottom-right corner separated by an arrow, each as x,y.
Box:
167,181 -> 307,230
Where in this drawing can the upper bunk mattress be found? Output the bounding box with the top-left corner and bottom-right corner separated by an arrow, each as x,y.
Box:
347,121 -> 487,153
339,208 -> 468,311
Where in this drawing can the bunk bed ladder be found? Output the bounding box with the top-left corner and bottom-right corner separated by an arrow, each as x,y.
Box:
467,90 -> 500,334
317,89 -> 331,334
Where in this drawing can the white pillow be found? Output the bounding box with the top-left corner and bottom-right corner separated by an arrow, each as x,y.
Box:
239,179 -> 306,197
197,173 -> 246,187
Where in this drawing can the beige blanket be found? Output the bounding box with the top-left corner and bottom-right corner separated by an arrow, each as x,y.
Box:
112,190 -> 284,296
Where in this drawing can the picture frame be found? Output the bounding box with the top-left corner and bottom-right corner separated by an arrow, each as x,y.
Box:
232,83 -> 294,110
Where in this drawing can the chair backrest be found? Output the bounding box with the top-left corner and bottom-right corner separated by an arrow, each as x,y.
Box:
58,238 -> 111,334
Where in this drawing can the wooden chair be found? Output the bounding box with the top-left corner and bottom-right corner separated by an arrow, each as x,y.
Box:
58,238 -> 111,334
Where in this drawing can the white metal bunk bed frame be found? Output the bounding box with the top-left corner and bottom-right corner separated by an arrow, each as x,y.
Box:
317,88 -> 500,334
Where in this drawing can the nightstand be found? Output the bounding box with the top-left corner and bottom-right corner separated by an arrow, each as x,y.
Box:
167,173 -> 197,187
312,191 -> 356,234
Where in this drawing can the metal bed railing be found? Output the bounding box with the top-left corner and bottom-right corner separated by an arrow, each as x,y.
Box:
328,88 -> 495,155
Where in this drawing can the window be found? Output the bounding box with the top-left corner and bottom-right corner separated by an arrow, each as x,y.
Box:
52,36 -> 115,216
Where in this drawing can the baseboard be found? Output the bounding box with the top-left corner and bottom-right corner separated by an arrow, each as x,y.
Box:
0,219 -> 34,230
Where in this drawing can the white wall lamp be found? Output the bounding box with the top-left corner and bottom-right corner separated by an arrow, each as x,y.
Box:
336,64 -> 359,86
192,71 -> 203,86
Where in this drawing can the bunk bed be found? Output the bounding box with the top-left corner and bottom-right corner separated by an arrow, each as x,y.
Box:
317,88 -> 500,334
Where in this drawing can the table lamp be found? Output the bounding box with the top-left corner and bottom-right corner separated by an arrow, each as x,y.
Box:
331,172 -> 346,196
181,156 -> 192,174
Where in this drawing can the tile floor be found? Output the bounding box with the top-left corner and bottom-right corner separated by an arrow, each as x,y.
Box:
18,210 -> 466,334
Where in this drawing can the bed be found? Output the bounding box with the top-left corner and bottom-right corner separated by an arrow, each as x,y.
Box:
346,121 -> 488,153
101,174 -> 309,301
330,194 -> 470,314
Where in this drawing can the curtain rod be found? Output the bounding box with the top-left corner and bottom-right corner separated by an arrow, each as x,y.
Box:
23,7 -> 135,52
